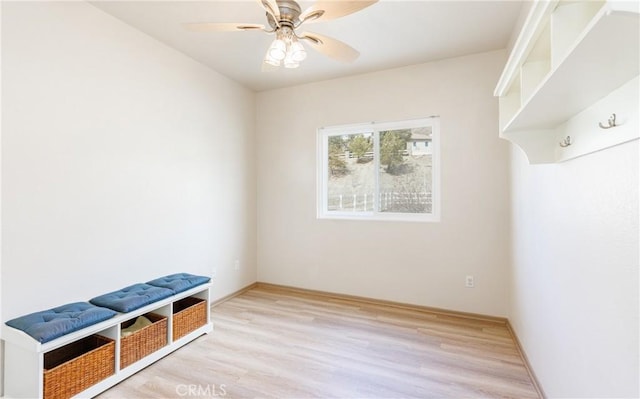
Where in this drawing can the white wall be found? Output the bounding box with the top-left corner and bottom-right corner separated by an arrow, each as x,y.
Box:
256,50 -> 511,317
1,2 -> 257,323
0,2 -> 3,391
509,141 -> 639,397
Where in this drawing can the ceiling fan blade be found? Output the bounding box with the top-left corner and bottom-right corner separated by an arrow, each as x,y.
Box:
257,0 -> 280,24
183,22 -> 266,32
299,1 -> 377,24
299,31 -> 360,63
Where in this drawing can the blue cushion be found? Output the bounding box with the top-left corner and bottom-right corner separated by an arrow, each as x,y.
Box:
5,302 -> 116,343
147,273 -> 210,294
89,283 -> 174,313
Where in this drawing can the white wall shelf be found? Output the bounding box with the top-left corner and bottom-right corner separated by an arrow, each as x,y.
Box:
495,0 -> 639,164
2,284 -> 213,398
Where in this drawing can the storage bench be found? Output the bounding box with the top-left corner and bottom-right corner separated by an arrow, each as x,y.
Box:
2,273 -> 212,399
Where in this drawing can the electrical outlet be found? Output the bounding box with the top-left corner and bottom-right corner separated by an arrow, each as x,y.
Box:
234,260 -> 240,271
465,275 -> 474,288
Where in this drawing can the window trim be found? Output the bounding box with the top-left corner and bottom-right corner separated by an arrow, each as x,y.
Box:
317,117 -> 440,222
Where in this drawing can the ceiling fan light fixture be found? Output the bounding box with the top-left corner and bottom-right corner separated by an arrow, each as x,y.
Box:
265,26 -> 305,69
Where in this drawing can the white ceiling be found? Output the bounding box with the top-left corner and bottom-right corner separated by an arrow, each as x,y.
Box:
90,0 -> 525,92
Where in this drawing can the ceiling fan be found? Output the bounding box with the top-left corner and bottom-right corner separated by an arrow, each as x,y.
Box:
183,0 -> 377,69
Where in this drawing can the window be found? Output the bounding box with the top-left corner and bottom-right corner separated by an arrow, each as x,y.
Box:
317,117 -> 440,222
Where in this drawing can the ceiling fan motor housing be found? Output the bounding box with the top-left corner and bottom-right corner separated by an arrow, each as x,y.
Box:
267,0 -> 302,29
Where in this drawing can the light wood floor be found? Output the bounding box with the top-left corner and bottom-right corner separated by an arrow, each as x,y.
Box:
98,285 -> 541,398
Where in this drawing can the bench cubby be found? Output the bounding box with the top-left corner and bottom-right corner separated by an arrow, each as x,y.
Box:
120,312 -> 168,369
3,282 -> 212,398
173,295 -> 207,341
43,334 -> 115,399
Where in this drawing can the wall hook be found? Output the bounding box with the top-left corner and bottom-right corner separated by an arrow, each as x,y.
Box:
599,113 -> 616,129
559,136 -> 571,147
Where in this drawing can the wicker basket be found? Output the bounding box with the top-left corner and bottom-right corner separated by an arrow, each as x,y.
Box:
120,313 -> 168,369
173,296 -> 207,340
43,335 -> 115,399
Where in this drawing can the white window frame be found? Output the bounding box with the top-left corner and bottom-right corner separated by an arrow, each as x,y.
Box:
317,117 -> 440,222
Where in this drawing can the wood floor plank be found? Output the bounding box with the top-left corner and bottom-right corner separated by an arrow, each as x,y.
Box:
97,286 -> 541,398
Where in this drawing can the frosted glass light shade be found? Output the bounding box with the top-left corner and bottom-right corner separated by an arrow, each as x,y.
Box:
283,55 -> 299,69
264,55 -> 280,67
268,39 -> 287,61
290,41 -> 307,62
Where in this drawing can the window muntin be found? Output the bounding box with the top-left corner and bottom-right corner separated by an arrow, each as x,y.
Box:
318,117 -> 440,222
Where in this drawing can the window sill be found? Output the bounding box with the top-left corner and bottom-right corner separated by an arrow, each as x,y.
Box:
317,212 -> 440,223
